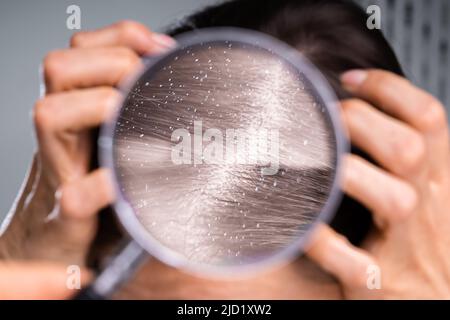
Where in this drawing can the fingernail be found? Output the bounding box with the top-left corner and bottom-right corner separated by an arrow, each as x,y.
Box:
341,70 -> 368,89
151,33 -> 177,49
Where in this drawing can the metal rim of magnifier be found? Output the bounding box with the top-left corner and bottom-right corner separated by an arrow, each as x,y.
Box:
99,27 -> 349,278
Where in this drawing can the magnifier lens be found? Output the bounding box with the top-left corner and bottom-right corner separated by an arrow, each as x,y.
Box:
109,30 -> 342,271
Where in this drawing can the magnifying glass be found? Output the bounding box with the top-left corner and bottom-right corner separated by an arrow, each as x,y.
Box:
76,27 -> 347,299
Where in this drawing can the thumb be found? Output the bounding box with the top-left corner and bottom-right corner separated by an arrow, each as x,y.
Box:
0,261 -> 92,300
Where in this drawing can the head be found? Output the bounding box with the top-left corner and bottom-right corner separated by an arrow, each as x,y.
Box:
168,0 -> 403,95
114,38 -> 337,266
90,0 -> 404,267
166,0 -> 404,246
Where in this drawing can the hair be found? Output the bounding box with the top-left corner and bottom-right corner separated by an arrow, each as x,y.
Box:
167,0 -> 404,96
89,0 -> 405,267
115,43 -> 336,265
165,0 -> 404,246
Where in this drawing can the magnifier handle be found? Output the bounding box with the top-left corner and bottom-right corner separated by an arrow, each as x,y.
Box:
73,240 -> 147,300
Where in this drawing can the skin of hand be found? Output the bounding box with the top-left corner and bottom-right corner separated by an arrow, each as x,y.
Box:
306,70 -> 450,299
0,21 -> 177,267
0,261 -> 91,299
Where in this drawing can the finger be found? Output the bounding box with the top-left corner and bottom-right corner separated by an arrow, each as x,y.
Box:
342,98 -> 426,177
60,168 -> 115,220
34,87 -> 121,134
341,69 -> 449,180
0,261 -> 91,299
71,20 -> 176,55
341,70 -> 448,134
343,155 -> 418,226
306,224 -> 377,290
43,47 -> 142,93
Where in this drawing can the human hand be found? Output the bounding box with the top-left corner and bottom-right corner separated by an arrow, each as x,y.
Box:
0,260 -> 91,299
0,21 -> 176,266
307,69 -> 450,299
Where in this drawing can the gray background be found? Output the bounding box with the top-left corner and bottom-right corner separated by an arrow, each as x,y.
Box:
0,0 -> 449,221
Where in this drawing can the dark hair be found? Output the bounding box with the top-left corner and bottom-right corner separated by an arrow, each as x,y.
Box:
168,0 -> 403,96
166,0 -> 405,245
